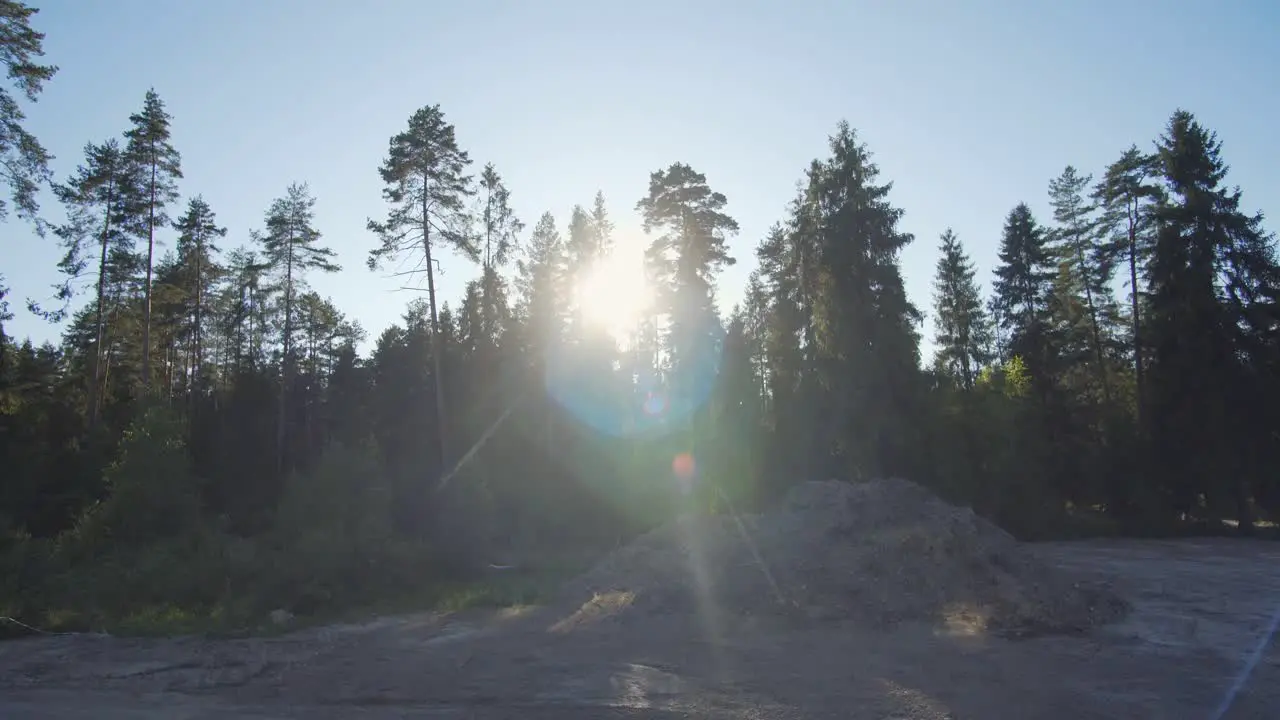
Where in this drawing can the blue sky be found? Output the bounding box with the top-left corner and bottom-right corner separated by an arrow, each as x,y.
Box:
6,0 -> 1278,357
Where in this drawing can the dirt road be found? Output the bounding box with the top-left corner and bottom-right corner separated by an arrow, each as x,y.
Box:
2,539 -> 1278,719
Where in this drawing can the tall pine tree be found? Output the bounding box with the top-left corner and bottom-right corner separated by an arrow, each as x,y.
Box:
123,89 -> 183,390
45,140 -> 130,424
255,183 -> 339,472
172,196 -> 226,396
636,162 -> 738,382
1094,147 -> 1161,425
367,104 -> 477,469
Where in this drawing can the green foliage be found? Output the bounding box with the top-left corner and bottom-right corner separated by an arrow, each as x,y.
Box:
992,202 -> 1055,381
932,228 -> 993,387
69,404 -> 200,549
122,88 -> 183,389
0,0 -> 56,225
977,355 -> 1032,398
259,441 -> 424,612
274,441 -> 393,562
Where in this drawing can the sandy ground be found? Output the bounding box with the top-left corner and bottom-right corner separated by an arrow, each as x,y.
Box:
2,538 -> 1279,719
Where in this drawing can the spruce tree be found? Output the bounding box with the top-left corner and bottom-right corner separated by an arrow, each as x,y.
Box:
475,163 -> 521,347
1047,166 -> 1113,401
367,104 -> 477,469
516,211 -> 568,356
991,203 -> 1054,380
565,204 -> 596,271
1145,110 -> 1279,527
931,229 -> 992,388
805,122 -> 920,478
563,204 -> 600,345
589,190 -> 614,256
123,89 -> 183,390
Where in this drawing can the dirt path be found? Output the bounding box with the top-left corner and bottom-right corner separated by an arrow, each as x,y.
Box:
2,538 -> 1279,718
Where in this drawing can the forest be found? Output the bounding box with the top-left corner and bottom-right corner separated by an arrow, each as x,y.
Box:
2,3 -> 1278,633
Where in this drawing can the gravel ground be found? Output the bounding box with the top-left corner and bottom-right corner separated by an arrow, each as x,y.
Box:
2,538 -> 1279,719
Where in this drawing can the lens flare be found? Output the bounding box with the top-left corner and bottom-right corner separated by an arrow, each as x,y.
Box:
673,452 -> 696,479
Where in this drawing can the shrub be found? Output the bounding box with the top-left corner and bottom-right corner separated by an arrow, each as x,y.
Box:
71,403 -> 202,552
264,441 -> 429,613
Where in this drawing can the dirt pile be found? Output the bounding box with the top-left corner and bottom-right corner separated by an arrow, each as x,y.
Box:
561,479 -> 1128,635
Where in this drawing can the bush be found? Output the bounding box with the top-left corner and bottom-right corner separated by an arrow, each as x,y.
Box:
2,419 -> 449,634
5,405 -> 229,630
70,404 -> 202,553
263,441 -> 432,613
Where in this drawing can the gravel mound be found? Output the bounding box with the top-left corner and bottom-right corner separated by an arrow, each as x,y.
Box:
560,479 -> 1128,635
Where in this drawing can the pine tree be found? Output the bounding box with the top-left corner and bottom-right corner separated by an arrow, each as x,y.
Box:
123,89 -> 183,390
255,183 -> 339,471
367,104 -> 477,468
477,163 -> 521,271
171,196 -> 226,396
1093,147 -> 1161,424
220,247 -> 270,373
0,1 -> 56,228
636,162 -> 738,379
43,140 -> 130,424
931,229 -> 991,388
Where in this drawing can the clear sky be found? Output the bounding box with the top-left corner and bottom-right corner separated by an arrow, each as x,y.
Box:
5,0 -> 1278,357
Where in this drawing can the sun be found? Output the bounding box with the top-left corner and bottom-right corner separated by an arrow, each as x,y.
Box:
575,246 -> 653,345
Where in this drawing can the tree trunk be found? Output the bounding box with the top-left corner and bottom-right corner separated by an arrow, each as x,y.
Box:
166,337 -> 176,399
142,156 -> 157,390
1128,200 -> 1145,431
277,231 -> 295,474
1074,238 -> 1112,405
98,299 -> 117,421
193,219 -> 204,401
87,177 -> 114,429
424,184 -> 448,471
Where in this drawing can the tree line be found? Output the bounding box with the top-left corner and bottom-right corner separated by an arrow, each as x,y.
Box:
1,2 -> 1276,629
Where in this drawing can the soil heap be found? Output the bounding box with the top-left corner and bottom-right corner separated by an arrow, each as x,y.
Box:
560,479 -> 1128,635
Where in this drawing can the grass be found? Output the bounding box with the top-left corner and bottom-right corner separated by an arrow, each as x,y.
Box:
317,568 -> 570,629
2,566 -> 577,642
